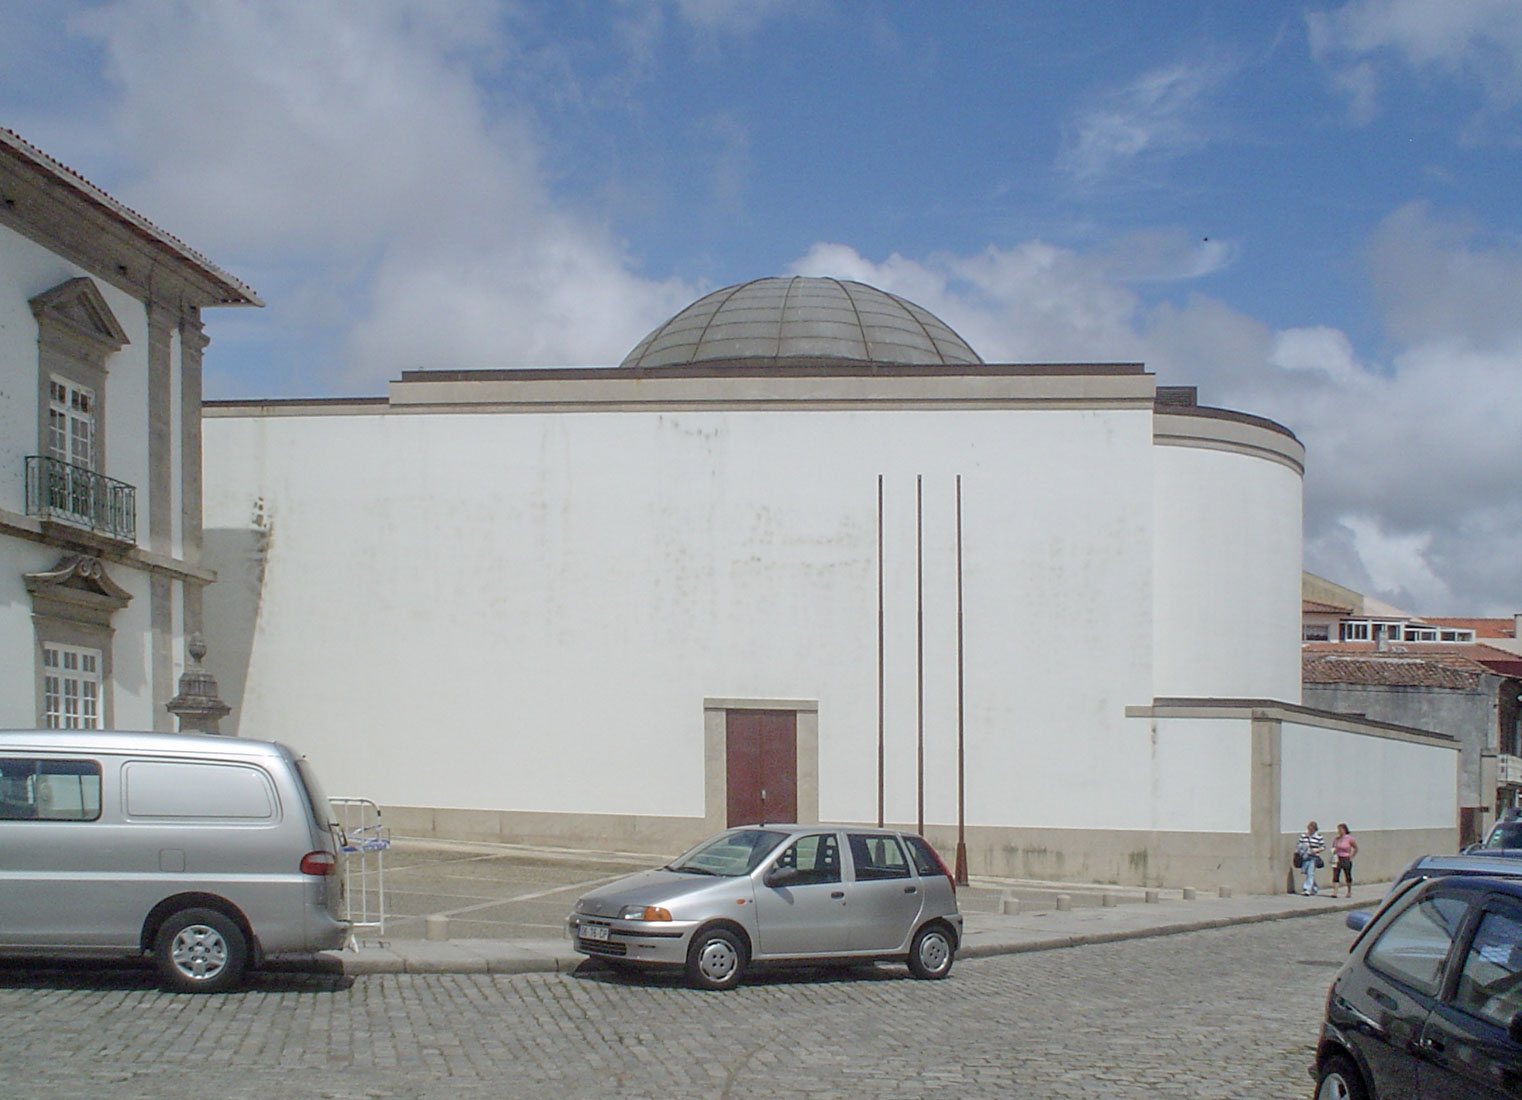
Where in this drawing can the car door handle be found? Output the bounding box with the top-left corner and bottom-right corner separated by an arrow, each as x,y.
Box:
831,891 -> 845,899
1367,988 -> 1398,1011
904,886 -> 918,894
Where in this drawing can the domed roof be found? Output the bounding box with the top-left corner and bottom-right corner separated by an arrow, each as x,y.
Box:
620,276 -> 982,369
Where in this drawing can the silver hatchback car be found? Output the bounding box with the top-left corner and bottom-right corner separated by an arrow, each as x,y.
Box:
567,824 -> 963,990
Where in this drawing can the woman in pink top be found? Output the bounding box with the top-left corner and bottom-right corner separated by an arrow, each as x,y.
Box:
1331,823 -> 1358,898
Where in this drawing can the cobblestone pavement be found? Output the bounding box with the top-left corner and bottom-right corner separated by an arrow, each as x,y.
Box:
0,912 -> 1349,1099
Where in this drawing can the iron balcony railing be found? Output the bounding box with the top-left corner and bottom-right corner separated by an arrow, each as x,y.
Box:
24,455 -> 137,543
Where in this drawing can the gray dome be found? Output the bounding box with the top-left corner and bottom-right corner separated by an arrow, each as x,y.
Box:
620,276 -> 983,368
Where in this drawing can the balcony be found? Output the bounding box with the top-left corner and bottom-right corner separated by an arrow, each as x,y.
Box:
25,455 -> 137,544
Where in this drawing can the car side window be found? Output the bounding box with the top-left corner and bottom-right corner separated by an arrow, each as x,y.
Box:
1452,908 -> 1522,1029
0,757 -> 102,821
772,834 -> 841,885
1365,893 -> 1471,996
848,833 -> 911,880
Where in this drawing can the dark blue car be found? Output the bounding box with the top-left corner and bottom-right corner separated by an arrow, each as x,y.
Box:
1315,875 -> 1522,1098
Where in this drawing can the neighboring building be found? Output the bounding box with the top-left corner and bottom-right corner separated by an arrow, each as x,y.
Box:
0,128 -> 258,731
1301,573 -> 1522,843
200,277 -> 1458,892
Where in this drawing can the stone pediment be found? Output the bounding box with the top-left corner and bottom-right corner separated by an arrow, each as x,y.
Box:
24,554 -> 133,620
30,277 -> 130,356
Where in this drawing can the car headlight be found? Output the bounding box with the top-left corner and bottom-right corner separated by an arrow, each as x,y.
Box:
619,905 -> 673,922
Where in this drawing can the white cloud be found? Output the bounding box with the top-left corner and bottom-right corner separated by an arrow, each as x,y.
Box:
1057,62 -> 1226,184
788,224 -> 1522,616
67,0 -> 696,385
1308,0 -> 1522,119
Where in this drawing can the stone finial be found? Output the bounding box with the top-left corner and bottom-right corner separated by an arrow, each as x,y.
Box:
166,632 -> 232,735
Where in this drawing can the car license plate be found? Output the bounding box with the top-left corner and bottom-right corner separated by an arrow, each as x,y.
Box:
581,923 -> 610,942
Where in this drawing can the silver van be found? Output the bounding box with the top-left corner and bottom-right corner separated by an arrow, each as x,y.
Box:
0,730 -> 349,992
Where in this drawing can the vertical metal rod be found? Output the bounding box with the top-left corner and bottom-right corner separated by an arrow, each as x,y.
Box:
877,474 -> 885,829
954,474 -> 969,886
916,473 -> 924,836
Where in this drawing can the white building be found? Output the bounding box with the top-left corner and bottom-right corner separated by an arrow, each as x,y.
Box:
202,277 -> 1458,891
0,128 -> 258,732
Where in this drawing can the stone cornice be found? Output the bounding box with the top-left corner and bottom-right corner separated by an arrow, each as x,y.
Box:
0,128 -> 260,310
0,507 -> 215,584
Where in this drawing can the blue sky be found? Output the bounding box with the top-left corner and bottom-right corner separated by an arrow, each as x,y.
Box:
4,1 -> 1522,616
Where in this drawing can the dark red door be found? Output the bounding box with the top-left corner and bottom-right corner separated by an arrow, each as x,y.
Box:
726,710 -> 797,826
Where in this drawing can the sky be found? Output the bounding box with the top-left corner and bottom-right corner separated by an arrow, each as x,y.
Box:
3,0 -> 1521,617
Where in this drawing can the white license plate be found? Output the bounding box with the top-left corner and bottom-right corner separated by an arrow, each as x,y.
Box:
581,923 -> 610,942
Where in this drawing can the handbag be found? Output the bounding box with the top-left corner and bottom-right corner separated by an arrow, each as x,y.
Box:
1315,855 -> 1325,868
1293,851 -> 1304,868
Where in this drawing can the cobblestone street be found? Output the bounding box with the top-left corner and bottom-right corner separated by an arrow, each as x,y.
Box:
0,912 -> 1349,1099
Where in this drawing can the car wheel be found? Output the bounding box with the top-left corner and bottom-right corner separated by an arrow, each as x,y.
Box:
1315,1054 -> 1368,1100
686,927 -> 745,991
154,908 -> 248,994
907,922 -> 955,980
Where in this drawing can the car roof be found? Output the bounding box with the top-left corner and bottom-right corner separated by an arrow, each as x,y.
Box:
723,823 -> 916,837
1418,874 -> 1522,900
1410,853 -> 1522,877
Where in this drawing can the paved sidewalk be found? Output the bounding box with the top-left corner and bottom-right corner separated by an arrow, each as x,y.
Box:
291,837 -> 1381,977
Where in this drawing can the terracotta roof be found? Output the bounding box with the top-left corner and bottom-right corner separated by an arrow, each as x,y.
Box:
1304,641 -> 1522,680
1302,651 -> 1484,689
0,127 -> 260,307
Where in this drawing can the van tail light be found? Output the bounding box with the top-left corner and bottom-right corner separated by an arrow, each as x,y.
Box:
300,851 -> 337,876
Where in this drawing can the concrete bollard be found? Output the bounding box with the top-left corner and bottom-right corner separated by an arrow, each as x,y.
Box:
1055,894 -> 1072,911
1000,896 -> 1021,915
1101,892 -> 1117,908
1182,887 -> 1197,901
1144,889 -> 1160,904
1219,885 -> 1233,899
425,915 -> 450,942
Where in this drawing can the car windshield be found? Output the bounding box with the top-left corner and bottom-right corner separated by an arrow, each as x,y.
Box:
668,829 -> 787,876
1481,823 -> 1522,849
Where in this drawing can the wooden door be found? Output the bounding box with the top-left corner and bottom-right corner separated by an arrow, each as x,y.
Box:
726,710 -> 797,826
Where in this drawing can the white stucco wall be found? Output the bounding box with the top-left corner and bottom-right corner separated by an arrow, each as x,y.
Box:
1280,721 -> 1457,834
205,402 -> 1171,831
1152,441 -> 1303,701
1147,715 -> 1253,832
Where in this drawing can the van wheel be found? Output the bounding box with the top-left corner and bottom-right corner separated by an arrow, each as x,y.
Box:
686,928 -> 745,990
907,923 -> 955,980
154,908 -> 248,994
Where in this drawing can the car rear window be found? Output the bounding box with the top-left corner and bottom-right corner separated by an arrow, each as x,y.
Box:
904,835 -> 947,878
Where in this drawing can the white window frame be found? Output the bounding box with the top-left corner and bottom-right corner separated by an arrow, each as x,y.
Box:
43,643 -> 103,730
48,375 -> 97,470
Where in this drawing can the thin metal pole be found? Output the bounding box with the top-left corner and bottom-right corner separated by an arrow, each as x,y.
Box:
877,474 -> 885,829
954,474 -> 969,886
916,474 -> 924,836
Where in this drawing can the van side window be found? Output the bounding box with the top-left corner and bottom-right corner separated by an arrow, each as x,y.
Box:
0,758 -> 102,821
124,761 -> 276,820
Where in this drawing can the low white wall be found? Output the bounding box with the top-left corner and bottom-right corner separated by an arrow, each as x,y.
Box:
1280,720 -> 1456,835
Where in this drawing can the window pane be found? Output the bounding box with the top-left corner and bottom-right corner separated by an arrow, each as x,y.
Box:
1366,894 -> 1469,995
0,758 -> 102,821
1454,910 -> 1522,1029
773,834 -> 841,885
848,833 -> 911,880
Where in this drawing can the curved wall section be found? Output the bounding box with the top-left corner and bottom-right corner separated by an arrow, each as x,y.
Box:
1152,412 -> 1304,702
